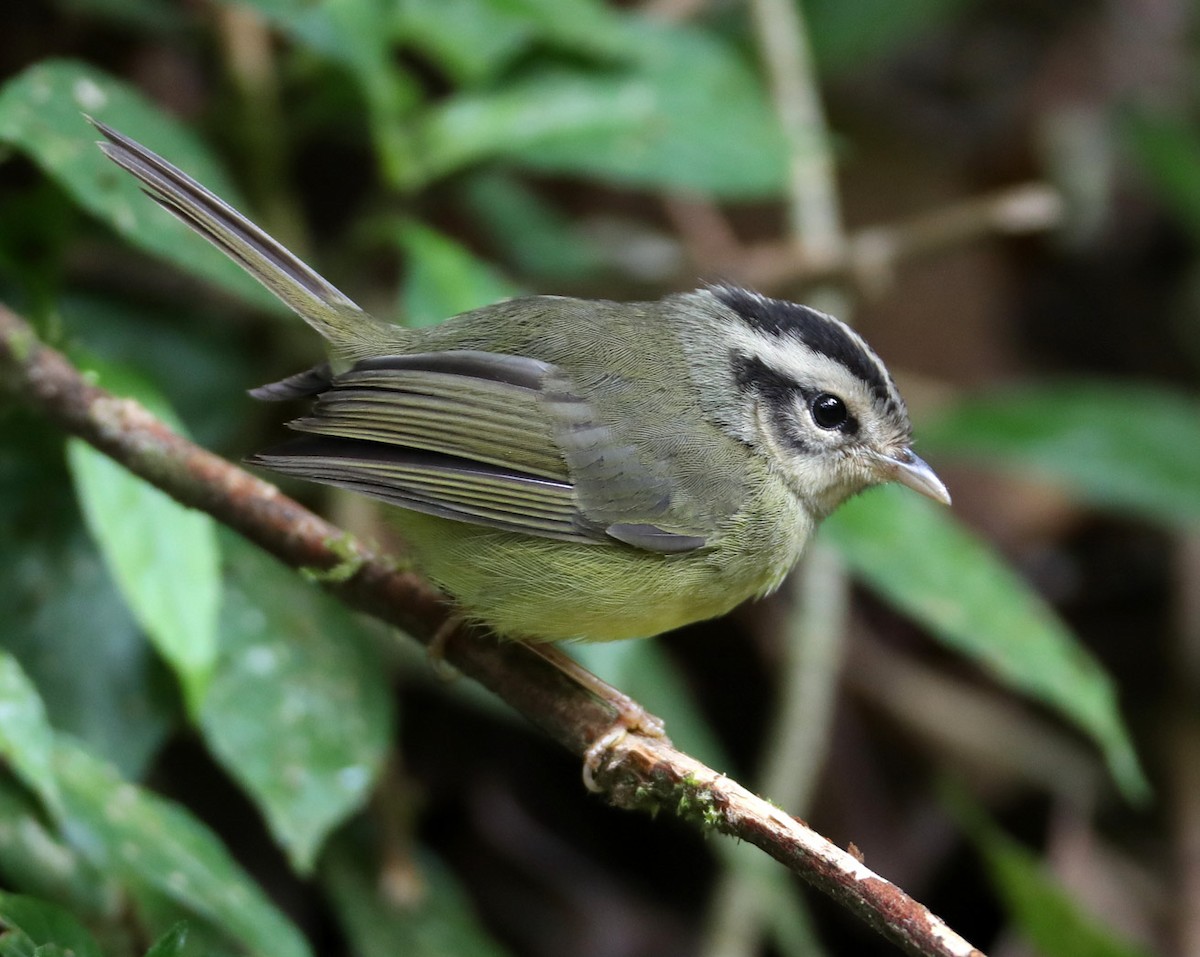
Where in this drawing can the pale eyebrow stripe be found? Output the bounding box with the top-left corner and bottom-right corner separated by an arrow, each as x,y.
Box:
712,285 -> 899,411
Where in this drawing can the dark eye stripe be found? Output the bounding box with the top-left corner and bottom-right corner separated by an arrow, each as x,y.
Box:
731,352 -> 799,403
730,353 -> 859,450
714,285 -> 900,413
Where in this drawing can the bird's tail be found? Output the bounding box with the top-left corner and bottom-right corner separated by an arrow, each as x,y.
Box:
90,117 -> 396,355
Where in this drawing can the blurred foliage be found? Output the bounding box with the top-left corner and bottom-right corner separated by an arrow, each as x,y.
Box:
948,787 -> 1159,957
65,359 -> 221,715
828,486 -> 1145,800
0,0 -> 1196,955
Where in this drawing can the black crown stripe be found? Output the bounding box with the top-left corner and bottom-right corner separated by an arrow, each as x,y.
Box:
712,285 -> 897,411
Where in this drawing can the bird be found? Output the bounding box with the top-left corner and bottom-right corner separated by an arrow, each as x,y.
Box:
91,119 -> 949,649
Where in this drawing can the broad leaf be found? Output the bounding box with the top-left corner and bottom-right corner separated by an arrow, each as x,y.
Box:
952,791 -> 1157,957
3,529 -> 174,778
393,0 -> 535,84
144,923 -> 190,957
1,416 -> 174,779
0,653 -> 61,816
0,779 -> 116,919
826,486 -> 1147,801
396,220 -> 521,328
59,292 -> 258,451
0,892 -> 102,957
0,60 -> 278,311
53,737 -> 312,957
128,890 -> 241,957
322,834 -> 513,957
1123,110 -> 1200,242
461,0 -> 630,60
417,20 -> 788,196
65,359 -> 220,713
462,172 -> 603,281
200,537 -> 392,872
921,382 -> 1200,528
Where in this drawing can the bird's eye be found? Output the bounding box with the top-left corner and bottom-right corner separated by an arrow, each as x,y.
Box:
810,393 -> 849,430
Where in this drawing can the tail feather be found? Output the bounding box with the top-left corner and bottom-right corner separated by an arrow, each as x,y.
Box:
90,117 -> 392,351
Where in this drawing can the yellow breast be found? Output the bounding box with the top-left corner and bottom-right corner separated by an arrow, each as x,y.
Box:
392,476 -> 813,642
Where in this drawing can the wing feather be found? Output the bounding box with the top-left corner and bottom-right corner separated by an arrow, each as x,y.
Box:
294,386 -> 565,478
250,438 -> 593,542
249,351 -> 710,552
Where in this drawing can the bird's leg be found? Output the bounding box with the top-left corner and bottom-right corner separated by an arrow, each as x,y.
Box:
425,614 -> 463,681
523,642 -> 666,737
521,642 -> 669,792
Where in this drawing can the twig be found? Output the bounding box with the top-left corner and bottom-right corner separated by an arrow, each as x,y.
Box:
605,735 -> 982,957
750,0 -> 843,262
0,302 -> 984,957
750,181 -> 1065,296
662,183 -> 1063,296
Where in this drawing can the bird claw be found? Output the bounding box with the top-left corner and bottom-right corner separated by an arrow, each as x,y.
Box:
581,705 -> 668,793
583,724 -> 629,792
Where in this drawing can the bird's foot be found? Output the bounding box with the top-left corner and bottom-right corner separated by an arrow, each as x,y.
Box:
581,707 -> 668,792
520,643 -> 668,792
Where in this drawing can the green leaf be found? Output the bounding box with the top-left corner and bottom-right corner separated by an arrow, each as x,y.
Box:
3,533 -> 174,779
1122,109 -> 1200,242
414,70 -> 641,184
128,890 -> 241,957
53,737 -> 312,957
0,60 -> 279,312
921,382 -> 1200,528
398,0 -> 633,87
806,0 -> 972,73
950,790 -> 1157,957
200,536 -> 392,872
231,0 -> 424,188
0,777 -> 117,919
397,221 -> 521,328
322,834 -> 513,957
417,20 -> 788,196
0,927 -> 35,957
58,292 -> 258,451
144,922 -> 190,957
0,892 -> 102,957
0,653 -> 61,816
393,0 -> 535,85
470,0 -> 630,61
65,360 -> 220,714
461,172 -> 603,281
1,419 -> 175,779
825,486 -> 1147,801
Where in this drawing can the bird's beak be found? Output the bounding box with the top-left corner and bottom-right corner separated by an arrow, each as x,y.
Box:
876,449 -> 951,506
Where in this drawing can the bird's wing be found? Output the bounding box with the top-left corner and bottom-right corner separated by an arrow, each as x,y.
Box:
248,350 -> 709,553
